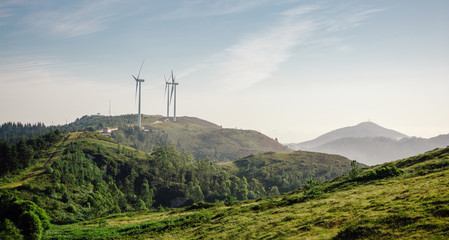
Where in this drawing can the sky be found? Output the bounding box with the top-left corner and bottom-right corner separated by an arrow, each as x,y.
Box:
0,0 -> 448,143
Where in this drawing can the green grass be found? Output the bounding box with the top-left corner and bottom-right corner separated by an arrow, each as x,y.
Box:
150,117 -> 291,162
43,147 -> 449,239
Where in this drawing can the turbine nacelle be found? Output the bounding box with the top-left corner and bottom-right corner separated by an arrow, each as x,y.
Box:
132,60 -> 145,129
132,75 -> 145,82
165,70 -> 179,121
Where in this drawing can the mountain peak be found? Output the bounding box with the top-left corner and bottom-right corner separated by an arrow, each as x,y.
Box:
288,122 -> 409,151
356,121 -> 379,127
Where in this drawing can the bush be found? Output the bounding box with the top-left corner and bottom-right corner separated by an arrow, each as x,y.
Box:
66,204 -> 76,213
10,200 -> 51,232
356,166 -> 403,182
302,179 -> 323,199
186,201 -> 215,211
224,195 -> 235,206
364,166 -> 402,181
0,218 -> 23,240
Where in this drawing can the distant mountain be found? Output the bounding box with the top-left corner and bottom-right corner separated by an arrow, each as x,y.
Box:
287,122 -> 449,166
287,122 -> 408,150
311,134 -> 449,166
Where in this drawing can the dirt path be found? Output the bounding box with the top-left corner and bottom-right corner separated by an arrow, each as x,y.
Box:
0,133 -> 74,189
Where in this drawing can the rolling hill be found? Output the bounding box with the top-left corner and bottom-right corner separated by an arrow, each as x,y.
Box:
42,146 -> 449,239
287,122 -> 449,165
148,116 -> 291,161
0,130 -> 354,226
69,114 -> 291,162
1,114 -> 291,162
229,151 -> 360,193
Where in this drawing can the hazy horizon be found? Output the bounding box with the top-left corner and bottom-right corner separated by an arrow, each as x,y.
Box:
1,0 -> 448,142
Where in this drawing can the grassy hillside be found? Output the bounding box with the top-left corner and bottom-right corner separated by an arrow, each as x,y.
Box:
0,114 -> 290,162
1,131 -> 349,228
43,147 -> 449,239
64,114 -> 291,161
146,116 -> 291,161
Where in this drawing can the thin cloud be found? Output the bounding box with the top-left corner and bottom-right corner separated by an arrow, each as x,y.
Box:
0,0 -> 25,25
156,0 -> 296,21
217,5 -> 317,90
0,55 -> 63,84
213,5 -> 383,91
27,0 -> 124,37
324,8 -> 384,33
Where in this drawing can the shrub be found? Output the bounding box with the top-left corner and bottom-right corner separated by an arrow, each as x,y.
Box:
302,178 -> 324,199
357,166 -> 403,182
224,195 -> 235,206
186,201 -> 215,211
61,191 -> 69,203
66,204 -> 76,213
0,218 -> 23,240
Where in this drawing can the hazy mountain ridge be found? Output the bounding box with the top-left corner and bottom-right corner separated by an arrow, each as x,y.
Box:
288,122 -> 449,165
287,122 -> 408,150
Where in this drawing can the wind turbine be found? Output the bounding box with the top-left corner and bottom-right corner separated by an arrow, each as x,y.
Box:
132,60 -> 145,129
164,74 -> 172,119
169,70 -> 179,122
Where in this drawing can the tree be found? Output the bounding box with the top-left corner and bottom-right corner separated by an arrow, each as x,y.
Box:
349,160 -> 361,179
186,182 -> 204,203
269,186 -> 280,196
140,179 -> 154,209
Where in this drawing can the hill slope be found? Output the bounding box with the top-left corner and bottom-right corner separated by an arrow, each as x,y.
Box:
0,131 -> 351,224
230,151 -> 359,193
149,116 -> 291,161
43,147 -> 449,239
63,114 -> 291,162
0,114 -> 291,162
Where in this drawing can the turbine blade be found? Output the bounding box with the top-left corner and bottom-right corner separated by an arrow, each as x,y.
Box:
137,59 -> 145,79
164,82 -> 168,98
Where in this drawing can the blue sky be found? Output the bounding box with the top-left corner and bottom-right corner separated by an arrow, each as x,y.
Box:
1,0 -> 448,142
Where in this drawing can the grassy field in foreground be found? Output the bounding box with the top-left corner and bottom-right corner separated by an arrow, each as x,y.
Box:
44,147 -> 449,239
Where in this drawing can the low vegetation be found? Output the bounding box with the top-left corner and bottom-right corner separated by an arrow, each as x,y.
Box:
1,130 -> 352,228
41,147 -> 449,239
2,120 -> 448,239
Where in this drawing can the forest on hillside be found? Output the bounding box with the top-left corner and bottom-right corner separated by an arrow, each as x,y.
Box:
0,127 -> 353,227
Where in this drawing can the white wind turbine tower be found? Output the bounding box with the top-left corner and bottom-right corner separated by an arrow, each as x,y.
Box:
132,60 -> 145,129
164,74 -> 172,119
169,70 -> 179,121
